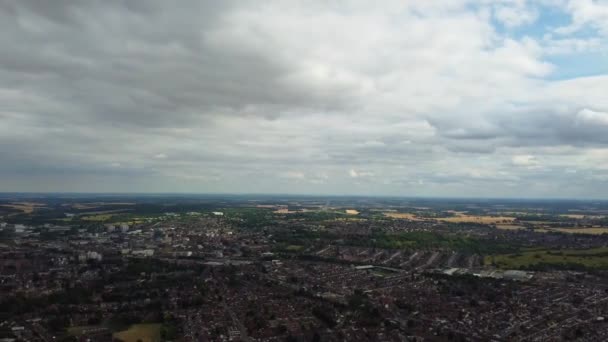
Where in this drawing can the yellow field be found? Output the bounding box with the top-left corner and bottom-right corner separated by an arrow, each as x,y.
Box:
385,211 -> 516,224
274,208 -> 299,214
0,202 -> 45,214
496,224 -> 526,230
383,212 -> 422,220
113,324 -> 161,342
345,209 -> 359,215
446,210 -> 467,215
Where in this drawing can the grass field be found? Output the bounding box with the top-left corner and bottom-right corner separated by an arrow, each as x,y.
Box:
82,214 -> 115,221
286,245 -> 305,252
487,247 -> 608,270
113,323 -> 161,342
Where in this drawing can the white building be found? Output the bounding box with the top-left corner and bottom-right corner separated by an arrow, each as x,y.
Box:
78,251 -> 103,262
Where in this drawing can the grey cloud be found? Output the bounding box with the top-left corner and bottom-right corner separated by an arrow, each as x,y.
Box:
1,0 -> 608,197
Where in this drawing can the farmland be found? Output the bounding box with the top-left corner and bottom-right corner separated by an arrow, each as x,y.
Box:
436,214 -> 515,224
0,202 -> 46,214
383,212 -> 421,220
384,212 -> 516,224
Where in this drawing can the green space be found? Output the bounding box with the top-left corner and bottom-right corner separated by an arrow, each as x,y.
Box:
274,230 -> 517,254
486,247 -> 608,271
285,244 -> 305,252
81,214 -> 115,221
113,323 -> 162,342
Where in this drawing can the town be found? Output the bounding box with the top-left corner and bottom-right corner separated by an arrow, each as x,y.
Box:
2,195 -> 608,341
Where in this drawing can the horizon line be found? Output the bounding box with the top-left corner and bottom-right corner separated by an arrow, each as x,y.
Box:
0,191 -> 606,201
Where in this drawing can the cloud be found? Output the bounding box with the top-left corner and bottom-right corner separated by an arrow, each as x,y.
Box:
493,1 -> 539,28
0,0 -> 607,197
512,154 -> 540,167
280,171 -> 306,180
576,108 -> 608,126
556,0 -> 608,36
349,169 -> 374,178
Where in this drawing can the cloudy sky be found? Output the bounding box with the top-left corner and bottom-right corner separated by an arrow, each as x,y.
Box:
1,0 -> 608,197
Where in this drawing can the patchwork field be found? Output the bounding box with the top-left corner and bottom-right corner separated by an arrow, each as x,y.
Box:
0,202 -> 46,214
436,214 -> 515,224
384,211 -> 516,224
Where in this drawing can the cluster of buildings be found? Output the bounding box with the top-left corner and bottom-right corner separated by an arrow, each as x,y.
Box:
2,209 -> 608,341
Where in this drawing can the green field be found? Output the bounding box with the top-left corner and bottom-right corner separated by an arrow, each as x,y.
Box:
285,245 -> 305,252
486,247 -> 608,270
113,323 -> 161,342
81,214 -> 115,221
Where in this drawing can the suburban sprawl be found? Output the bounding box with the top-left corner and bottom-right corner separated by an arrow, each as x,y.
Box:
2,194 -> 608,341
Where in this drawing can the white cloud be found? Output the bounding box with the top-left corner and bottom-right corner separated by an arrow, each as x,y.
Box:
512,154 -> 540,167
541,35 -> 605,55
576,108 -> 608,126
556,0 -> 608,36
493,2 -> 539,28
280,171 -> 306,180
349,169 -> 374,178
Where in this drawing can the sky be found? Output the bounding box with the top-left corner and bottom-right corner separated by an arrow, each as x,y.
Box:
1,0 -> 608,198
